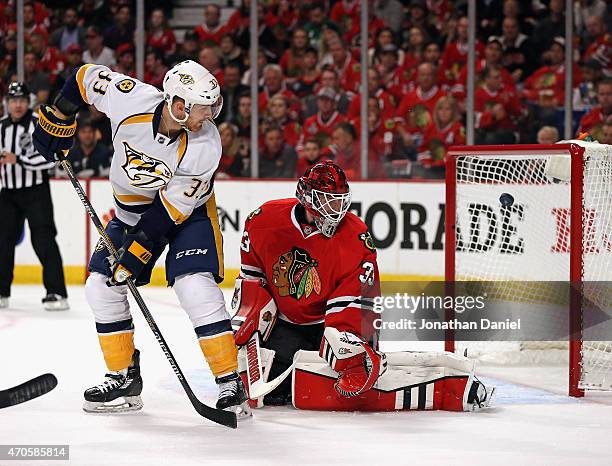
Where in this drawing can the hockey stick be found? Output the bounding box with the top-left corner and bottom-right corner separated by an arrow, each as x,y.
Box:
57,153 -> 237,429
0,373 -> 57,409
245,333 -> 295,399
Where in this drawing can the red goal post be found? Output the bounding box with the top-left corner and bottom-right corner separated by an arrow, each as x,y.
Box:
444,142 -> 612,397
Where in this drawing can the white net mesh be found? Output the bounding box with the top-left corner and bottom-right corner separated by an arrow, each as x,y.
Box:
451,142 -> 612,391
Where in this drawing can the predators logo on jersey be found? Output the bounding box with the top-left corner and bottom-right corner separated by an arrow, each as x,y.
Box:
272,247 -> 321,300
121,141 -> 172,188
116,78 -> 135,93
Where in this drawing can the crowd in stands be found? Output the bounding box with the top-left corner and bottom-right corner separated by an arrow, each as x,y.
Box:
0,0 -> 610,180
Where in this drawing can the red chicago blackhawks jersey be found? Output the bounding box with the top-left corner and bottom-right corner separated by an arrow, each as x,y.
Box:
239,198 -> 379,339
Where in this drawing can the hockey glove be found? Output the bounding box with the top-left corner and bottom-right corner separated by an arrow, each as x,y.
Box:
106,229 -> 154,286
320,327 -> 386,398
33,105 -> 77,162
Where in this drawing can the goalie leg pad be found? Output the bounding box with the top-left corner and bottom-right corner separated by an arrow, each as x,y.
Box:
292,350 -> 494,412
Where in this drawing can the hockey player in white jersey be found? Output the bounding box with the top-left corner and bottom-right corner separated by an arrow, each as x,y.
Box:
32,60 -> 248,415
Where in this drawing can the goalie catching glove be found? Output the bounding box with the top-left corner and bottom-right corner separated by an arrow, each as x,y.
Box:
106,228 -> 154,286
320,327 -> 387,397
33,105 -> 77,162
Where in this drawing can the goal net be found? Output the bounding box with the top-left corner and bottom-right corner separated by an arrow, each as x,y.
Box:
445,141 -> 612,396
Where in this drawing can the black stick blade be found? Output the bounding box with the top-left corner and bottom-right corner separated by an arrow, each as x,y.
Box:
0,373 -> 58,409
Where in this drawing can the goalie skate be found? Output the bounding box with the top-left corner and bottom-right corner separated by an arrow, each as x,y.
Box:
83,350 -> 143,414
216,372 -> 251,420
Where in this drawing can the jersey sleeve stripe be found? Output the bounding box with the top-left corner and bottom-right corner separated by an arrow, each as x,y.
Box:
121,114 -> 154,126
159,188 -> 189,224
76,64 -> 94,104
205,194 -> 225,280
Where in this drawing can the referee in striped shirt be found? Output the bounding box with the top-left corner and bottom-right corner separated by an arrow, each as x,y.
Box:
0,82 -> 69,310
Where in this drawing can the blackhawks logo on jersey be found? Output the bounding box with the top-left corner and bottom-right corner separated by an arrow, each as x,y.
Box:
121,141 -> 172,188
359,231 -> 376,252
272,247 -> 321,300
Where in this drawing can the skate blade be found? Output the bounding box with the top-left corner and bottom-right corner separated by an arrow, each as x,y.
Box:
224,401 -> 252,421
83,396 -> 143,414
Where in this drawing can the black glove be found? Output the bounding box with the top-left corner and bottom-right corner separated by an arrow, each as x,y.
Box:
106,229 -> 154,286
33,105 -> 77,162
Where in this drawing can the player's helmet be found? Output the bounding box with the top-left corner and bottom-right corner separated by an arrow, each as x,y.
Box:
162,60 -> 223,127
7,82 -> 30,100
296,161 -> 352,237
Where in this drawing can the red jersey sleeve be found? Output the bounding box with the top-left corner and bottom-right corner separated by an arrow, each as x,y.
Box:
238,207 -> 267,282
324,227 -> 380,341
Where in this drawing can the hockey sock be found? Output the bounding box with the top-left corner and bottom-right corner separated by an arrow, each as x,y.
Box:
195,320 -> 238,376
96,318 -> 136,371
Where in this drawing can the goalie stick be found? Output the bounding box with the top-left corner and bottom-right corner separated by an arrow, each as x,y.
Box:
245,333 -> 295,399
0,374 -> 58,409
57,153 -> 237,429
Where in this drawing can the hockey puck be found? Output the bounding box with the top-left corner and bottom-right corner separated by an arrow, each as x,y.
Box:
499,193 -> 514,207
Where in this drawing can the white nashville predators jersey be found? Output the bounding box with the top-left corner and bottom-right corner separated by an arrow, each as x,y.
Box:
75,63 -> 221,226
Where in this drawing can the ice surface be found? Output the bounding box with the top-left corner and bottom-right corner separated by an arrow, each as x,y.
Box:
1,285 -> 612,466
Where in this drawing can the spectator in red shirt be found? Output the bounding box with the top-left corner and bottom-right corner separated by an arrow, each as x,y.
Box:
377,44 -> 411,102
345,4 -> 386,47
291,47 -> 321,98
296,138 -> 331,176
194,4 -> 228,46
475,66 -> 524,144
226,0 -> 250,40
258,64 -> 299,118
417,96 -> 465,177
198,46 -> 225,86
299,87 -> 347,152
262,94 -> 302,149
330,0 -> 359,35
369,27 -> 406,67
143,48 -> 168,89
397,62 -> 447,128
582,16 -> 611,77
147,9 -> 176,57
454,37 -> 516,100
347,67 -> 397,120
439,16 -> 484,87
280,28 -> 309,81
579,78 -> 612,142
113,43 -> 135,77
329,122 -> 362,180
217,122 -> 245,178
325,38 -> 361,93
30,32 -> 65,81
20,1 -> 48,42
523,37 -> 584,108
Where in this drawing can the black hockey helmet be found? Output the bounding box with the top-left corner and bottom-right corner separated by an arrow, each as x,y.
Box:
7,82 -> 30,100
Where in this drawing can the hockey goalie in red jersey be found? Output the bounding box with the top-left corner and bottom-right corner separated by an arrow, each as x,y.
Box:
231,161 -> 495,412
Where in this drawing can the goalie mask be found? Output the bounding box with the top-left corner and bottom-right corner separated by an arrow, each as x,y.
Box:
296,161 -> 352,237
162,60 -> 223,128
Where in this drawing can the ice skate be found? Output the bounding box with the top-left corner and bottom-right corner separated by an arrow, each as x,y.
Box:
0,296 -> 8,309
216,372 -> 251,420
83,350 -> 143,413
42,294 -> 69,311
